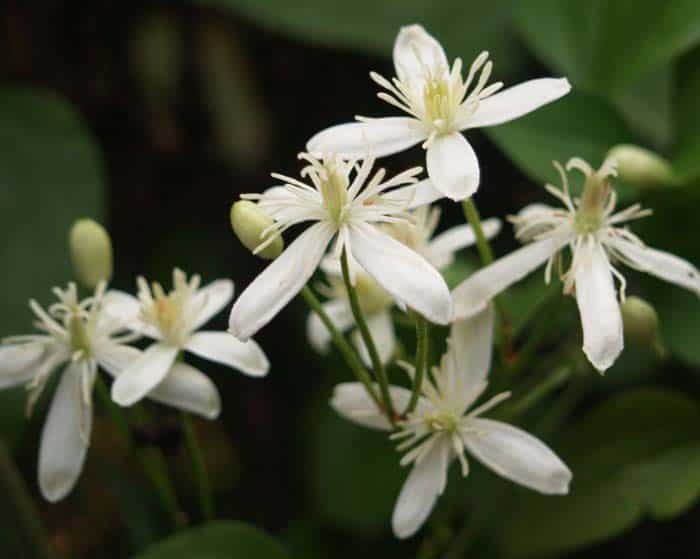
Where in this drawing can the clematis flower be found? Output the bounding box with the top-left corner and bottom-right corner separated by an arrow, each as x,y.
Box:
308,206 -> 500,364
107,269 -> 269,408
228,153 -> 453,341
307,24 -> 570,201
331,306 -> 571,539
452,157 -> 700,372
0,282 -> 139,501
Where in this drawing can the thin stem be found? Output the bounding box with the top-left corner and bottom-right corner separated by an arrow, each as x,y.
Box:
461,198 -> 514,361
406,314 -> 429,414
497,366 -> 572,421
181,412 -> 214,522
94,378 -> 182,528
340,249 -> 396,420
300,287 -> 380,406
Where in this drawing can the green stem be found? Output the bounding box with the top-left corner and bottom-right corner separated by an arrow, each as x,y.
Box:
406,314 -> 429,414
301,287 -> 380,406
497,366 -> 572,421
461,199 -> 514,361
94,379 -> 182,528
181,412 -> 214,521
340,249 -> 396,420
0,441 -> 53,559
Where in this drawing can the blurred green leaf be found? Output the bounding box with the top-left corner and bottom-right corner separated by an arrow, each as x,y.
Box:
135,521 -> 289,558
197,0 -> 524,77
501,388 -> 700,558
0,87 -> 103,336
485,91 -> 635,192
307,389 -> 402,535
672,46 -> 700,183
514,0 -> 700,93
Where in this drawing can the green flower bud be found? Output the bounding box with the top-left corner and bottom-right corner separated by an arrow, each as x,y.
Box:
621,296 -> 665,357
69,219 -> 113,289
607,144 -> 675,188
230,200 -> 284,260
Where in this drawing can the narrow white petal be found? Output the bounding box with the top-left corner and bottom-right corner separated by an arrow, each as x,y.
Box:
229,222 -> 335,341
330,382 -> 420,431
191,280 -> 235,330
392,437 -> 450,539
352,311 -> 396,365
349,223 -> 452,325
38,363 -> 91,502
95,342 -> 141,377
426,133 -> 479,201
464,418 -> 571,495
306,118 -> 426,159
0,343 -> 46,388
148,361 -> 221,419
449,305 -> 495,389
426,218 -> 501,269
307,299 -> 355,354
382,179 -> 445,210
185,331 -> 269,377
393,24 -> 448,84
102,289 -> 141,321
610,238 -> 700,295
452,234 -> 568,320
460,78 -> 571,130
110,343 -> 178,406
575,242 -> 623,372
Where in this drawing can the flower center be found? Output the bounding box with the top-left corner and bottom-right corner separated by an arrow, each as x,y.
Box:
138,272 -> 199,346
422,75 -> 454,130
319,163 -> 349,225
575,174 -> 609,235
424,410 -> 461,434
68,315 -> 92,356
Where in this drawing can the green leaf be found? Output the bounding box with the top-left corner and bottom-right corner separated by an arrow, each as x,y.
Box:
672,46 -> 700,183
0,87 -> 103,336
514,0 -> 700,93
500,388 -> 700,558
135,521 -> 289,559
485,91 -> 637,197
196,0 -> 524,77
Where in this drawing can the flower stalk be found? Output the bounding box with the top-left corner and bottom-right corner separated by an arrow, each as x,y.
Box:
181,412 -> 214,521
406,313 -> 429,414
340,248 -> 396,420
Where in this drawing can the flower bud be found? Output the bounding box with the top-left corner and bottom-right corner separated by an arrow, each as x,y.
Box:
230,200 -> 283,260
607,144 -> 675,188
69,219 -> 113,289
621,296 -> 665,357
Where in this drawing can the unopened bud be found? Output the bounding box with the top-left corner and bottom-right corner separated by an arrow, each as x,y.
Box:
69,219 -> 113,289
607,144 -> 675,188
230,200 -> 283,260
621,296 -> 665,357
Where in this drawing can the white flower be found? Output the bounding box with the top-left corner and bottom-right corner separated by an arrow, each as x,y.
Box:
452,157 -> 700,372
307,24 -> 571,201
107,269 -> 269,409
331,306 -> 571,539
0,282 -> 138,502
308,206 -> 500,364
228,153 -> 453,341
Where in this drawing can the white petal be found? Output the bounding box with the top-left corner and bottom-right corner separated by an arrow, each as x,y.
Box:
95,342 -> 141,377
38,363 -> 91,502
426,218 -> 501,269
306,118 -> 426,159
0,343 -> 46,389
392,437 -> 450,539
110,343 -> 178,406
426,133 -> 479,201
348,223 -> 452,325
191,280 -> 235,330
610,238 -> 700,295
102,289 -> 141,320
307,299 -> 355,354
452,234 -> 568,320
383,179 -> 445,210
464,418 -> 571,495
352,310 -> 396,365
460,78 -> 571,130
148,361 -> 221,419
185,331 -> 269,377
330,382 -> 421,431
449,304 -> 495,390
574,241 -> 623,372
229,222 -> 335,341
393,24 -> 448,84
